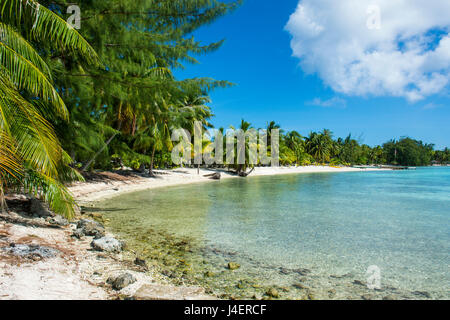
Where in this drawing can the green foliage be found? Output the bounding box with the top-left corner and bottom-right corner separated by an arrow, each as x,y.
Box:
383,138 -> 434,166
0,0 -> 96,218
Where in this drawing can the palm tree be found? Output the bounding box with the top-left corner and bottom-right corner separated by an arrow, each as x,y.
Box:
305,130 -> 334,164
284,131 -> 307,165
0,0 -> 98,218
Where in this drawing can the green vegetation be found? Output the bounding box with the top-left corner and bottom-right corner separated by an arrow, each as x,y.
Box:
0,0 -> 97,218
0,0 -> 447,218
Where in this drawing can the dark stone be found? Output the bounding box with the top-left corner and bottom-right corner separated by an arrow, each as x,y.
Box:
227,262 -> 240,270
292,283 -> 309,290
134,257 -> 147,268
204,172 -> 221,180
204,271 -> 215,277
91,237 -> 124,253
107,273 -> 137,291
412,291 -> 431,299
2,243 -> 58,260
30,199 -> 54,218
46,215 -> 69,226
265,288 -> 279,298
77,219 -> 105,238
328,289 -> 336,298
292,268 -> 311,276
353,280 -> 366,286
279,267 -> 290,275
72,229 -> 84,239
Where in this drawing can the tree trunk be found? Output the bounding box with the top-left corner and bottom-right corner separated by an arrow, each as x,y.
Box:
131,114 -> 137,136
82,118 -> 122,172
149,144 -> 157,177
81,133 -> 118,172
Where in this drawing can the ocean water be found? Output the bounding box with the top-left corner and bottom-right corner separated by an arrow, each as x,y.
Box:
96,167 -> 449,299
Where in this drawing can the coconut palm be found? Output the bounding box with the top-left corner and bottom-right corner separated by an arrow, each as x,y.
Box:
0,0 -> 98,217
305,130 -> 334,163
284,131 -> 308,165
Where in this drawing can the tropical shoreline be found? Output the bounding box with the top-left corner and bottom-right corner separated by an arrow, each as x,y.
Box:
0,166 -> 390,300
70,166 -> 388,203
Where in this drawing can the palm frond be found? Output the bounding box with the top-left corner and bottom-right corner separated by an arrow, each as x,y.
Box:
0,45 -> 68,118
1,0 -> 99,64
0,22 -> 52,79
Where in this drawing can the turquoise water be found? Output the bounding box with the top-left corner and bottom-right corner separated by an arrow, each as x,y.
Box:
97,167 -> 449,299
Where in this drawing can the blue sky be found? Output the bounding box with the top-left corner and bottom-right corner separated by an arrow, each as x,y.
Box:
174,0 -> 449,149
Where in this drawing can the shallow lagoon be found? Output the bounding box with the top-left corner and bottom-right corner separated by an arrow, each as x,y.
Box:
96,167 -> 449,299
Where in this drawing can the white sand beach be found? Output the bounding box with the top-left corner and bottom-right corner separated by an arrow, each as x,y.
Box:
70,166 -> 384,203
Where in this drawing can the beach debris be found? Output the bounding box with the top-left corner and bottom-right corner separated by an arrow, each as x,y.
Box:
91,236 -> 124,253
204,172 -> 221,180
30,199 -> 54,218
77,219 -> 105,238
107,273 -> 137,291
265,288 -> 279,298
2,243 -> 59,260
238,167 -> 255,177
227,262 -> 240,270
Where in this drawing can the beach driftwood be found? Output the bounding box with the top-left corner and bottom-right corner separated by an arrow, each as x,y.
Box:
203,172 -> 221,180
238,167 -> 255,177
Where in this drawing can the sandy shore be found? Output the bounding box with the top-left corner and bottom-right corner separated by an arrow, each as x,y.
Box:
70,166 -> 382,203
1,166 -> 387,300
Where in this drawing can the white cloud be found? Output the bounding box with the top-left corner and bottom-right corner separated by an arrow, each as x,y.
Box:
306,97 -> 347,108
285,0 -> 450,102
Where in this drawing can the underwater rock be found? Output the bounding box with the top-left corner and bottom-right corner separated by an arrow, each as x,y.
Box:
133,284 -> 214,300
107,273 -> 137,290
279,267 -> 290,275
353,280 -> 366,286
292,268 -> 311,276
292,283 -> 309,290
91,237 -> 124,253
134,257 -> 147,268
412,291 -> 431,299
204,271 -> 215,277
227,262 -> 240,270
305,292 -> 315,300
87,212 -> 104,222
265,288 -> 279,298
383,294 -> 397,300
77,219 -> 105,238
328,289 -> 336,298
